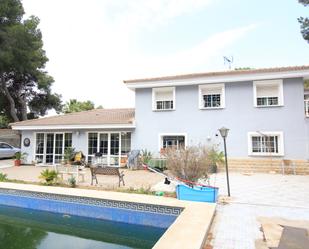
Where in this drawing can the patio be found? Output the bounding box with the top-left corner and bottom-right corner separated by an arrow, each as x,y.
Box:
0,164 -> 165,190
206,172 -> 309,249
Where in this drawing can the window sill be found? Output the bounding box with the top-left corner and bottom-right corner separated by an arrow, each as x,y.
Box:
255,105 -> 283,108
152,109 -> 175,112
248,153 -> 284,157
199,107 -> 224,110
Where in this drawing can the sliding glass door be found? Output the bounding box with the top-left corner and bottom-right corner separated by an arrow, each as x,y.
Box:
87,132 -> 131,166
35,133 -> 72,165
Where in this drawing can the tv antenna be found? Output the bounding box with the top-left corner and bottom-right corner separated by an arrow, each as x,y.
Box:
223,56 -> 233,70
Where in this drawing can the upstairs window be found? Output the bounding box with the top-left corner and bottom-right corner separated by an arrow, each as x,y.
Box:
152,87 -> 175,111
199,84 -> 225,109
253,80 -> 283,107
248,132 -> 284,156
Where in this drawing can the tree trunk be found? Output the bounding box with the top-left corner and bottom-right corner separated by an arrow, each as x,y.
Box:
0,80 -> 20,122
16,95 -> 28,120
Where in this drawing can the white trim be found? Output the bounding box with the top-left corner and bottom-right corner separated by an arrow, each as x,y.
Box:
126,70 -> 309,89
253,79 -> 284,107
152,87 -> 176,111
198,83 -> 225,109
11,123 -> 136,131
158,133 -> 188,152
247,131 -> 284,157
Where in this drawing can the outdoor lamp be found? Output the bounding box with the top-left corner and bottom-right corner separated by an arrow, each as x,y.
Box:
218,126 -> 231,197
219,127 -> 229,138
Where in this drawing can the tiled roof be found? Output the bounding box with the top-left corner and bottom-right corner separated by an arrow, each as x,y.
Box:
10,108 -> 135,127
124,65 -> 309,84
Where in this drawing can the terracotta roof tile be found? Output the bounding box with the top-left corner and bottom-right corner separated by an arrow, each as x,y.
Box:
124,65 -> 309,84
10,108 -> 135,127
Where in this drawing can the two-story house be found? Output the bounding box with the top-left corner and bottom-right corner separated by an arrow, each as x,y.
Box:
10,66 -> 309,172
124,66 -> 309,172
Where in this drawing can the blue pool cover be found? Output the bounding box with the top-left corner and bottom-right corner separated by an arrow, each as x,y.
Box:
176,184 -> 218,203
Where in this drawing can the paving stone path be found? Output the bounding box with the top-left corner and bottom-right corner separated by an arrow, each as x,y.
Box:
206,173 -> 309,249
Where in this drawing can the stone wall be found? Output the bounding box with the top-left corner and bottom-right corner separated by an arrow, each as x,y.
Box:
218,158 -> 309,175
0,129 -> 20,148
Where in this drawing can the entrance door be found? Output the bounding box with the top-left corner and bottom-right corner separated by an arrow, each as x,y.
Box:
99,133 -> 108,165
54,133 -> 64,163
110,133 -> 120,166
45,133 -> 54,164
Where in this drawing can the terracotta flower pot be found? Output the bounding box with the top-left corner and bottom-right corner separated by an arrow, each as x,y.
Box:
14,159 -> 21,167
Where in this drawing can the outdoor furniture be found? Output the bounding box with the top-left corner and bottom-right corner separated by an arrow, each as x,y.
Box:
90,166 -> 125,187
54,164 -> 86,183
71,151 -> 87,166
281,159 -> 296,175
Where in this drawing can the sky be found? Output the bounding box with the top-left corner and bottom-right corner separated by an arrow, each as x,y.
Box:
22,0 -> 309,109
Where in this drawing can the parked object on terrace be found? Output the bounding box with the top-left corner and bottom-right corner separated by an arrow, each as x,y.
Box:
0,142 -> 20,159
90,165 -> 125,187
176,184 -> 218,203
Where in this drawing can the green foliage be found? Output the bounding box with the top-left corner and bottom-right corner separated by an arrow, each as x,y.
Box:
234,67 -> 253,70
0,0 -> 62,122
0,115 -> 10,128
304,79 -> 309,89
148,158 -> 167,171
39,169 -> 58,185
208,147 -> 224,173
298,0 -> 309,43
13,151 -> 27,160
140,149 -> 152,164
0,173 -> 8,182
68,176 -> 76,188
62,99 -> 96,114
63,147 -> 75,164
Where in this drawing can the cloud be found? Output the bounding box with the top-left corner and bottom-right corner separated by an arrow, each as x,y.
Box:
22,0 -> 255,109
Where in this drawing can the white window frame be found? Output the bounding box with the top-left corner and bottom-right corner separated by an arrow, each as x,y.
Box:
158,133 -> 188,151
253,79 -> 284,107
34,132 -> 72,165
199,83 -> 225,109
152,87 -> 176,111
86,131 -> 131,166
247,131 -> 284,156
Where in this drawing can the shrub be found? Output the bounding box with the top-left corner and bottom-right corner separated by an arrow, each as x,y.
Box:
13,152 -> 27,160
39,169 -> 58,185
208,147 -> 224,173
140,149 -> 152,164
68,176 -> 76,188
165,146 -> 210,183
0,173 -> 8,182
63,147 -> 75,164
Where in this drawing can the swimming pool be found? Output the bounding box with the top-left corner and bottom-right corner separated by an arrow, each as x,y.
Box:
0,182 -> 216,249
0,204 -> 165,249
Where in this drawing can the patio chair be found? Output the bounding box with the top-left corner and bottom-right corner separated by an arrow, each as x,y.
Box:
281,159 -> 296,175
54,164 -> 86,183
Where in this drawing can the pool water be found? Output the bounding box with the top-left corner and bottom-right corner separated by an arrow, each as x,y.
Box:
0,205 -> 166,249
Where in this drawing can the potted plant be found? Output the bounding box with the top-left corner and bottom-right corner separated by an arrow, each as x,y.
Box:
13,152 -> 27,166
63,147 -> 75,165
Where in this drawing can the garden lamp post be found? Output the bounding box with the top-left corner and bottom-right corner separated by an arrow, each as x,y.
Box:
219,127 -> 231,197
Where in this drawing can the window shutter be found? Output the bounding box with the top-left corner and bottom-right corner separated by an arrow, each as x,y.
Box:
201,86 -> 222,95
256,85 -> 279,97
155,90 -> 173,101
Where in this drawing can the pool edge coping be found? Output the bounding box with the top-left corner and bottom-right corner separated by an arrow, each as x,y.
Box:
0,182 -> 216,249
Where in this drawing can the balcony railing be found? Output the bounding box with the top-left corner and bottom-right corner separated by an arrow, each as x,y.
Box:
305,100 -> 309,117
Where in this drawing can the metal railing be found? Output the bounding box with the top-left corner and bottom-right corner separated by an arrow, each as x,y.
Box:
305,100 -> 309,117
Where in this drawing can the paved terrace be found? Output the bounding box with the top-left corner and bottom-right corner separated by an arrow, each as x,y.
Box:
0,163 -> 164,190
206,172 -> 309,249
